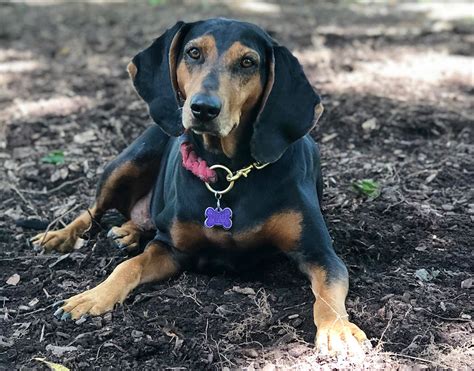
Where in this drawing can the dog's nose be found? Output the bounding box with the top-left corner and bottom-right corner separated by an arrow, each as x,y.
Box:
190,94 -> 221,122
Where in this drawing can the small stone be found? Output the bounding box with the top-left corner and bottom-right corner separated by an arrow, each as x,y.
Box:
242,348 -> 258,358
132,330 -> 144,339
46,344 -> 78,357
288,344 -> 308,357
441,204 -> 454,211
361,118 -> 378,131
461,278 -> 473,289
232,286 -> 256,296
103,312 -> 112,323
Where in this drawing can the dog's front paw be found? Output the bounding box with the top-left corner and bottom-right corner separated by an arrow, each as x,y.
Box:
315,319 -> 370,357
53,283 -> 124,320
31,229 -> 77,253
107,225 -> 140,252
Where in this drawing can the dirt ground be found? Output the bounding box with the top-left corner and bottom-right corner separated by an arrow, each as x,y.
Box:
0,1 -> 473,369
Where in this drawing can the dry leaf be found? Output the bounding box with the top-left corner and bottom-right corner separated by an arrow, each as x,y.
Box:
33,358 -> 70,371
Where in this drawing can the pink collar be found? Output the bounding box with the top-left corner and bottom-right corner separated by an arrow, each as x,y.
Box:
180,141 -> 217,183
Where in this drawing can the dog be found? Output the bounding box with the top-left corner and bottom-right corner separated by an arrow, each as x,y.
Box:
32,18 -> 368,356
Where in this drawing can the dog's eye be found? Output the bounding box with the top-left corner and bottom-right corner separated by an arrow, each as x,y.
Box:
240,57 -> 255,68
187,47 -> 201,60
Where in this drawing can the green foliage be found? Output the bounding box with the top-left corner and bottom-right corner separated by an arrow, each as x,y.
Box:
41,150 -> 65,165
148,0 -> 166,6
415,268 -> 440,282
352,179 -> 381,199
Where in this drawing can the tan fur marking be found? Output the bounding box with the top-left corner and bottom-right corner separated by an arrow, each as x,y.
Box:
127,61 -> 137,80
261,211 -> 303,251
218,42 -> 263,157
96,161 -> 141,213
31,205 -> 99,253
176,35 -> 218,100
307,266 -> 368,354
60,242 -> 178,319
314,103 -> 324,122
202,134 -> 223,153
308,267 -> 349,327
109,220 -> 142,252
170,211 -> 302,252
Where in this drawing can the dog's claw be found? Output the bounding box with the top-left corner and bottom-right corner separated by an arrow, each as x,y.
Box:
52,300 -> 64,309
116,242 -> 128,250
60,312 -> 72,321
53,307 -> 64,319
362,339 -> 373,351
107,229 -> 126,241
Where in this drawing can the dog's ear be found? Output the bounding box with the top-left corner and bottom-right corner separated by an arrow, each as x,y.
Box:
251,45 -> 323,163
127,21 -> 189,136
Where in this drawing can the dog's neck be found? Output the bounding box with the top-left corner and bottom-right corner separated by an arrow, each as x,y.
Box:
188,129 -> 254,170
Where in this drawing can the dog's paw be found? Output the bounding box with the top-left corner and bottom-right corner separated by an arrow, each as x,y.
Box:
31,229 -> 77,253
107,225 -> 140,251
315,319 -> 370,357
53,283 -> 123,320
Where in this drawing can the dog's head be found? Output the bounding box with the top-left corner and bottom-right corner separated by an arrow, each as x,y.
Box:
128,18 -> 323,163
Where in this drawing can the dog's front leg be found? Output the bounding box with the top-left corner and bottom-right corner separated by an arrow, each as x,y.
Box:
286,209 -> 369,357
53,241 -> 179,320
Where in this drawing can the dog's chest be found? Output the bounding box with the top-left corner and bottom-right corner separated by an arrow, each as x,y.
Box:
170,211 -> 303,254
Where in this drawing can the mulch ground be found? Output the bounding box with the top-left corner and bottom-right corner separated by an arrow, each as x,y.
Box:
0,1 -> 473,369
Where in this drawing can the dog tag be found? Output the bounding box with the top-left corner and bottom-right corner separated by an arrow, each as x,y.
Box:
204,193 -> 232,230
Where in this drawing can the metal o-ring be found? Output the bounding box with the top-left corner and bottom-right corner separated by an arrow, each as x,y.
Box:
205,164 -> 235,195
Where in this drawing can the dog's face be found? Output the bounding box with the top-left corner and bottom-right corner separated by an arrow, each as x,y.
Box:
175,22 -> 269,139
129,19 -> 322,163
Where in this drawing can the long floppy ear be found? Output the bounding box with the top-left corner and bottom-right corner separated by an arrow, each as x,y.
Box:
251,45 -> 324,163
127,21 -> 188,136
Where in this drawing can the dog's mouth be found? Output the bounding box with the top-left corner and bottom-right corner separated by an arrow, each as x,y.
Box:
190,121 -> 237,138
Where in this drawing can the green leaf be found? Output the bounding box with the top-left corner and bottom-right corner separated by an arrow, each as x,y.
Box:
352,179 -> 381,199
41,150 -> 65,165
33,358 -> 70,371
415,268 -> 440,282
148,0 -> 166,6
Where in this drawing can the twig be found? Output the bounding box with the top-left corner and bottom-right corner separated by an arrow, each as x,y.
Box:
21,302 -> 57,317
375,315 -> 393,351
20,177 -> 87,195
382,351 -> 449,368
38,203 -> 82,246
5,182 -> 42,218
421,308 -> 472,322
39,324 -> 45,342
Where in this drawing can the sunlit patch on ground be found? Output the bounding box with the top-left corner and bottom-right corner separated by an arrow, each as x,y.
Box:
12,96 -> 93,119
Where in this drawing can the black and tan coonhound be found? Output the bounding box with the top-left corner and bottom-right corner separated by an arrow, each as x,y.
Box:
32,18 -> 369,355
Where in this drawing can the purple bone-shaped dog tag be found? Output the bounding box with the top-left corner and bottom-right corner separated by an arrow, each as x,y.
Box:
204,207 -> 233,230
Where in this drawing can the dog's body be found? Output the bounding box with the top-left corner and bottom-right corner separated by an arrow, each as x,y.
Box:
32,18 -> 368,355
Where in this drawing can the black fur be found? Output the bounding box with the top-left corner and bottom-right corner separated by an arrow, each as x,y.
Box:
114,19 -> 344,282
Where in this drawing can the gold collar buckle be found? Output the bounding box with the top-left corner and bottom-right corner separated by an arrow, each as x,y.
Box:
204,162 -> 270,195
